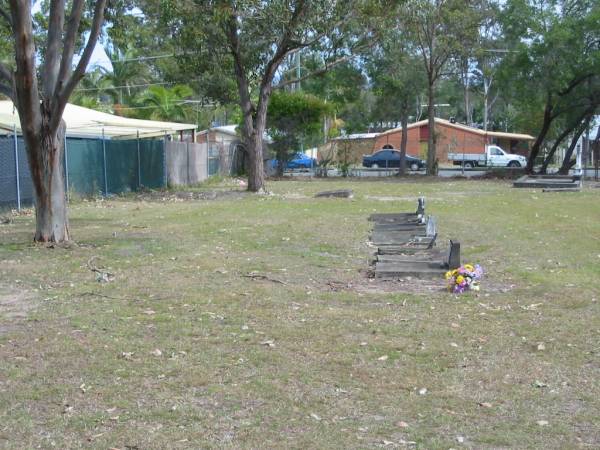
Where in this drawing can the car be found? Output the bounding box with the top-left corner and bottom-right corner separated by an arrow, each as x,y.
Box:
285,152 -> 318,169
362,150 -> 426,170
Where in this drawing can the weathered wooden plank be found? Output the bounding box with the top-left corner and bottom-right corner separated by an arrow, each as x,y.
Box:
376,250 -> 445,264
375,261 -> 447,279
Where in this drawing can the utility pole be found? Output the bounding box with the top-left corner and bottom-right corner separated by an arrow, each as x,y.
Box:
295,52 -> 301,91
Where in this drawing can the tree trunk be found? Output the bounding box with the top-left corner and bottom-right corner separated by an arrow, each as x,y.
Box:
539,131 -> 571,174
483,77 -> 491,131
426,81 -> 437,175
246,131 -> 265,192
558,118 -> 590,174
526,96 -> 554,174
26,121 -> 70,242
398,111 -> 408,176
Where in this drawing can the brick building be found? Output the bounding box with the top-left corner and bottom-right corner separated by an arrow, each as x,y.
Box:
372,118 -> 534,163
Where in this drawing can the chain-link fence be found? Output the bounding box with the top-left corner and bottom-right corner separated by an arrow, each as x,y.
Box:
1,132 -> 220,210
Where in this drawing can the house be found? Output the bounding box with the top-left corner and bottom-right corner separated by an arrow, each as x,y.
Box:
372,118 -> 535,163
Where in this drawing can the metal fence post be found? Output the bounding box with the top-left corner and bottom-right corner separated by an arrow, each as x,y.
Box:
64,130 -> 69,201
102,128 -> 108,196
206,140 -> 210,178
137,130 -> 141,189
13,124 -> 21,211
186,141 -> 190,185
163,132 -> 168,188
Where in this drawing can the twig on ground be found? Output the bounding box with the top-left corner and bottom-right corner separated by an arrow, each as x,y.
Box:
87,256 -> 115,283
243,272 -> 287,285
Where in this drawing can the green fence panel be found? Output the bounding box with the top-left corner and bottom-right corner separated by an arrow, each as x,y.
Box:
140,139 -> 165,188
65,138 -> 104,196
105,139 -> 138,194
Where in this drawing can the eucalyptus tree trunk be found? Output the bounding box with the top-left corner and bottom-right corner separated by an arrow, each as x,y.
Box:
558,117 -> 591,175
3,0 -> 107,242
27,120 -> 69,242
526,95 -> 554,174
398,112 -> 408,176
426,80 -> 437,175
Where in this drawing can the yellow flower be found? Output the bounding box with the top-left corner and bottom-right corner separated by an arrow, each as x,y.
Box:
456,275 -> 465,284
445,271 -> 453,279
464,264 -> 474,271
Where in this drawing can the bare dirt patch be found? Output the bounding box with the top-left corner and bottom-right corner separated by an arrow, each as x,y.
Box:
135,189 -> 251,202
0,284 -> 37,334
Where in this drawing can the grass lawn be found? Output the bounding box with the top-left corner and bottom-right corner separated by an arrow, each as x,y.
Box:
1,178 -> 599,449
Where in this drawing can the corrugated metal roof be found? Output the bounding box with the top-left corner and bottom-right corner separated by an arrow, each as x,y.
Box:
333,133 -> 379,140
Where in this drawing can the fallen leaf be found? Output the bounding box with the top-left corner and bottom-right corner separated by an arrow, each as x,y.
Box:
151,348 -> 162,357
418,387 -> 427,395
537,420 -> 549,426
378,355 -> 389,361
310,413 -> 321,421
478,402 -> 492,408
260,340 -> 275,347
396,421 -> 409,428
537,343 -> 546,351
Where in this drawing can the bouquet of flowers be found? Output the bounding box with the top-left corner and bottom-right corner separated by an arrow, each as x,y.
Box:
445,264 -> 483,294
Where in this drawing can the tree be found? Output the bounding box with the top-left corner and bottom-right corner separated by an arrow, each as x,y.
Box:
266,90 -> 332,175
136,85 -> 194,122
404,0 -> 480,175
162,0 -> 379,192
500,0 -> 600,173
100,45 -> 149,109
368,36 -> 425,174
0,0 -> 107,242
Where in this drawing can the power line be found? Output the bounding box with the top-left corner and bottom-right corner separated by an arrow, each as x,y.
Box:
75,79 -> 202,92
96,53 -> 185,64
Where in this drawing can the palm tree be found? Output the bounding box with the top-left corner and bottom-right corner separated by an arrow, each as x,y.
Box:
137,85 -> 194,122
101,45 -> 148,107
71,68 -> 113,111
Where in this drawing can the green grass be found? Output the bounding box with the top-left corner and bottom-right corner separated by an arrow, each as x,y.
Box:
0,178 -> 599,449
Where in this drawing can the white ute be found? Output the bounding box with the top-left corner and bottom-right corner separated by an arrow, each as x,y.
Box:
448,145 -> 527,168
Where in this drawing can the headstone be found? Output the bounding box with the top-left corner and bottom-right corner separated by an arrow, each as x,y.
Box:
416,197 -> 425,218
447,240 -> 461,269
426,216 -> 437,237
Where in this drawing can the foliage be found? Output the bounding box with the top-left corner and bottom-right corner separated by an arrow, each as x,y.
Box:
135,85 -> 194,122
267,90 -> 332,169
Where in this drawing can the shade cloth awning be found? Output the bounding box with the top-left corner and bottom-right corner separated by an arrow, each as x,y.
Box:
0,101 -> 196,139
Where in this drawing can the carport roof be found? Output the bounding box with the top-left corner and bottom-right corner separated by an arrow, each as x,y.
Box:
0,101 -> 196,139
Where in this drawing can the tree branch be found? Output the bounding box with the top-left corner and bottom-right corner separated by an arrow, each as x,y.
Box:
225,12 -> 254,136
0,82 -> 14,101
0,6 -> 12,28
43,0 -> 65,98
0,61 -> 13,84
54,0 -> 84,100
55,0 -> 107,119
274,53 -> 352,89
9,0 -> 41,137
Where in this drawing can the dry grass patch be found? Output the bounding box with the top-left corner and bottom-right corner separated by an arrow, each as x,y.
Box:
0,178 -> 599,449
